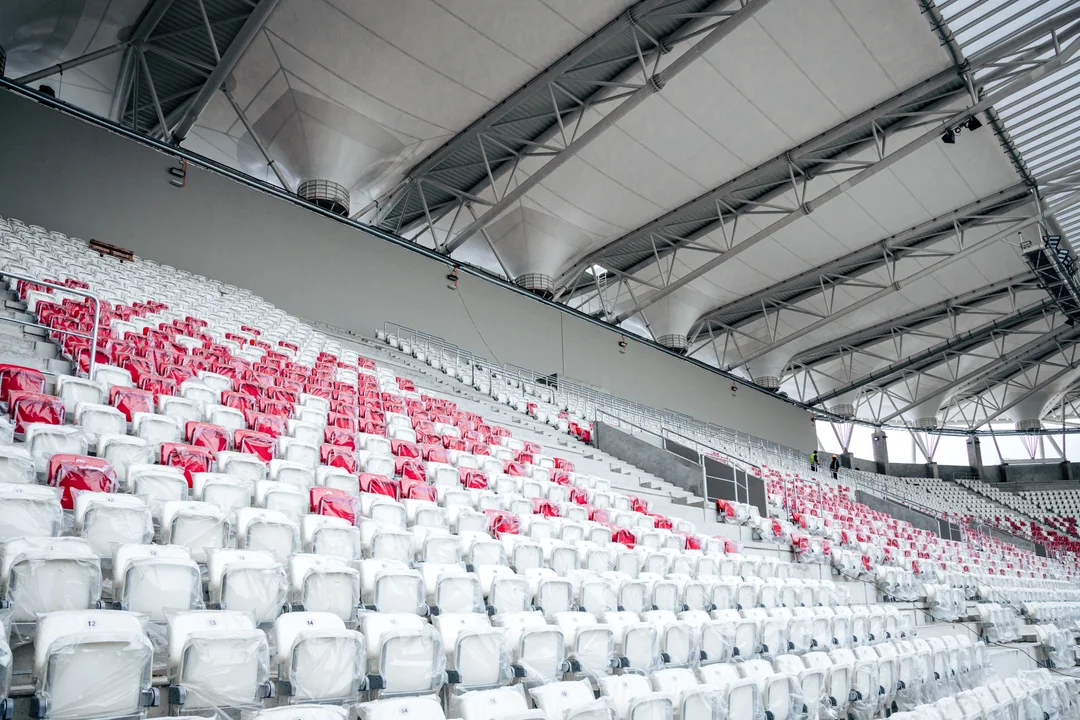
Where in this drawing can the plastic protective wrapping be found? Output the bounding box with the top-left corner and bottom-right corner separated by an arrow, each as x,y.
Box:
0,619 -> 11,704
531,679 -> 616,720
700,621 -> 734,664
369,567 -> 426,615
119,555 -> 203,621
0,483 -> 62,539
451,684 -> 530,720
449,628 -> 514,691
357,696 -> 443,720
721,679 -> 765,720
291,557 -> 361,623
282,627 -> 365,703
373,624 -> 446,697
4,538 -> 102,625
515,625 -> 567,686
34,612 -> 155,720
245,705 -> 349,720
72,491 -> 155,557
846,661 -> 881,720
0,445 -> 34,484
171,628 -> 271,711
894,652 -> 927,711
760,672 -> 806,720
436,573 -> 485,614
214,561 -> 288,624
570,626 -> 616,682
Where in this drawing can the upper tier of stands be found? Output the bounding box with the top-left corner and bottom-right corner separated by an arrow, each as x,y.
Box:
0,215 -> 1077,720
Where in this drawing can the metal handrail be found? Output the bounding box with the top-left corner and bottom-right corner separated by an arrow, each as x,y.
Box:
0,270 -> 101,379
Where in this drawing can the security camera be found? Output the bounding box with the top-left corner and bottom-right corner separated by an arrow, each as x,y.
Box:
446,268 -> 459,290
731,384 -> 738,395
618,337 -> 628,354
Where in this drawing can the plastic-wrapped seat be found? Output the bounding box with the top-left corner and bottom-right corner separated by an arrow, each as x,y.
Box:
553,611 -> 617,680
302,515 -> 361,560
72,405 -> 124,451
206,549 -> 287,623
97,435 -> 153,486
433,612 -> 515,691
127,464 -> 188,518
604,612 -> 660,672
131,412 -> 182,448
738,661 -> 803,720
256,480 -> 307,524
273,612 -> 365,704
166,610 -> 273,712
0,483 -> 62,539
26,424 -> 87,474
216,451 -> 267,482
0,444 -> 34,484
235,507 -> 298,562
253,705 -> 349,720
112,543 -> 201,622
72,492 -> 154,557
360,612 -> 445,697
192,472 -> 252,515
530,678 -> 616,720
1,537 -> 101,622
56,378 -> 104,415
358,559 -> 425,614
288,554 -> 360,622
493,611 -> 568,686
32,610 -> 157,720
159,501 -> 229,562
599,674 -> 673,720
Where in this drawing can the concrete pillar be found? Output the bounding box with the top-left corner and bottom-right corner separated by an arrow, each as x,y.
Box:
926,462 -> 939,479
871,429 -> 889,475
1061,461 -> 1073,482
839,452 -> 854,470
966,436 -> 983,478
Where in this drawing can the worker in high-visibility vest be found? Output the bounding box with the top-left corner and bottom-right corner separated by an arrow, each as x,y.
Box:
810,450 -> 819,472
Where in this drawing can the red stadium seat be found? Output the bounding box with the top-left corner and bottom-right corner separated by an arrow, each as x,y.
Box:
9,391 -> 65,432
0,363 -> 46,403
48,454 -> 118,509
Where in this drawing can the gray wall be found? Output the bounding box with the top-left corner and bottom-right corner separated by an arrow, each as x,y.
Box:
0,89 -> 815,452
856,490 -> 941,536
594,422 -> 705,496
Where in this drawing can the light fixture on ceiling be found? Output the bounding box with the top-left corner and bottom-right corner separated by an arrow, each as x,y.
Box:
941,114 -> 983,145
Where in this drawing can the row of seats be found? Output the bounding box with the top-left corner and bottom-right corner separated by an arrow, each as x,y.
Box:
2,215 -> 1078,720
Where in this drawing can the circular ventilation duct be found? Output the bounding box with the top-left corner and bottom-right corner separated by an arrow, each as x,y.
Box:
657,334 -> 688,354
914,417 -> 939,430
828,403 -> 856,419
514,273 -> 555,299
237,90 -> 407,220
1015,418 -> 1042,432
298,179 -> 350,217
755,376 -> 781,391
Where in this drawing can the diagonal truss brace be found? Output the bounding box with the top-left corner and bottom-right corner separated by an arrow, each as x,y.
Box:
606,8 -> 1080,324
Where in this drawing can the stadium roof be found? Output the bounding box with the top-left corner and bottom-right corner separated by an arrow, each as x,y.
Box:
7,0 -> 1080,431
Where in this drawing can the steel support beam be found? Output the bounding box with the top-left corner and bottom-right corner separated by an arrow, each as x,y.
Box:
725,210 -> 1046,372
606,9 -> 1080,323
368,0 -> 768,241
169,0 -> 281,144
802,297 -> 1054,407
365,0 -> 670,215
437,0 -> 770,253
881,322 -> 1080,424
687,186 -> 1032,341
222,87 -> 291,193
